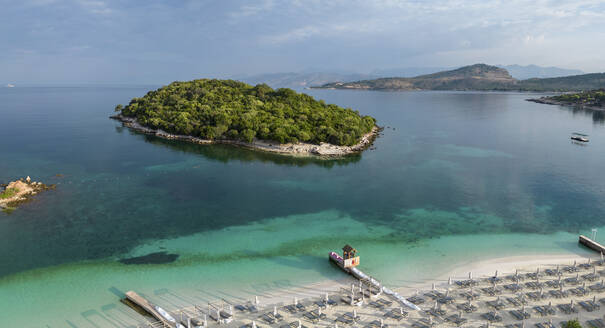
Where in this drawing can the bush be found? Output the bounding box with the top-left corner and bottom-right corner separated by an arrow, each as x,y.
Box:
563,319 -> 582,328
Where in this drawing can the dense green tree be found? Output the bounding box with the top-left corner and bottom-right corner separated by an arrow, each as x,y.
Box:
117,79 -> 376,146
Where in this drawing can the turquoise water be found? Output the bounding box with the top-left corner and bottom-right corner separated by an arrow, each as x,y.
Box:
1,87 -> 605,327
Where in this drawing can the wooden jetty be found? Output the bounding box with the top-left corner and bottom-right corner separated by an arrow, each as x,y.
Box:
125,291 -> 179,328
329,245 -> 421,311
579,235 -> 605,254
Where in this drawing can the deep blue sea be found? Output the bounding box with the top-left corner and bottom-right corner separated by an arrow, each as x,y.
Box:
1,86 -> 604,327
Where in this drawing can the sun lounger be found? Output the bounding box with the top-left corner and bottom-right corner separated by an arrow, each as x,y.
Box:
579,262 -> 593,270
563,265 -> 579,273
504,284 -> 523,292
509,309 -> 531,320
587,319 -> 605,328
556,303 -> 577,315
525,281 -> 544,290
369,301 -> 385,309
366,320 -> 389,328
407,296 -> 426,304
508,274 -> 525,282
544,268 -> 559,276
482,287 -> 502,296
445,314 -> 467,326
535,322 -> 556,328
456,302 -> 477,313
284,304 -> 297,314
487,299 -> 506,310
384,308 -> 407,320
590,283 -> 605,292
425,290 -> 445,299
548,290 -> 568,298
281,321 -> 308,328
412,318 -> 433,328
569,286 -> 589,296
564,276 -> 580,285
526,291 -> 547,301
459,290 -> 480,300
437,296 -> 454,304
583,273 -> 600,281
481,311 -> 502,322
506,296 -> 527,306
262,314 -> 276,324
455,279 -> 478,288
533,305 -> 555,316
579,300 -> 600,312
246,304 -> 259,313
545,280 -> 563,288
526,272 -> 542,280
505,324 -> 523,328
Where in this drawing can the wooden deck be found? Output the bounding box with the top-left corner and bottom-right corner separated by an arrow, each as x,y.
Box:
579,235 -> 605,254
125,291 -> 175,328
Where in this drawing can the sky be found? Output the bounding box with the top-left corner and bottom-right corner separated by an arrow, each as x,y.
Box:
2,0 -> 605,84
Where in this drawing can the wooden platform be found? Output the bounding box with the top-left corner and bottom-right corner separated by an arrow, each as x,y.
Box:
125,291 -> 176,328
579,235 -> 605,254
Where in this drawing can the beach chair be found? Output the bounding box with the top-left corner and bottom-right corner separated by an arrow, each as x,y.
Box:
583,272 -> 600,281
235,304 -> 248,312
544,268 -> 559,276
282,321 -> 308,328
505,324 -> 523,328
412,318 -> 433,328
482,286 -> 502,296
335,315 -> 354,325
407,295 -> 426,304
570,286 -> 589,296
564,276 -> 580,285
456,302 -> 477,313
487,298 -> 506,310
481,311 -> 502,322
587,319 -> 605,328
535,322 -> 555,328
369,301 -> 385,309
384,308 -> 407,321
240,323 -> 263,328
590,282 -> 605,292
504,284 -> 523,293
545,280 -> 563,288
556,303 -> 577,315
548,289 -> 568,298
444,314 -> 467,326
284,304 -> 297,314
261,314 -> 276,324
525,281 -> 544,290
377,298 -> 392,306
366,320 -> 389,328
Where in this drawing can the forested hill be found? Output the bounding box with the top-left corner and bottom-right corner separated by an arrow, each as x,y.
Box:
115,79 -> 376,146
315,64 -> 605,91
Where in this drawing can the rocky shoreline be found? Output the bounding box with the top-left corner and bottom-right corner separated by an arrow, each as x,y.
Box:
0,177 -> 54,211
527,97 -> 605,111
110,114 -> 380,157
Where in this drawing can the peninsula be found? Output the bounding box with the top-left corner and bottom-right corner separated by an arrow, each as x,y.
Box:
528,89 -> 605,110
112,79 -> 378,156
315,64 -> 605,92
0,177 -> 52,211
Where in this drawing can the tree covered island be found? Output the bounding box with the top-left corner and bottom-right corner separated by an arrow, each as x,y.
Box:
528,89 -> 605,110
112,79 -> 378,156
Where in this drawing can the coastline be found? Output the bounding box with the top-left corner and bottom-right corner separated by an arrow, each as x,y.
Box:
110,114 -> 379,157
527,97 -> 605,111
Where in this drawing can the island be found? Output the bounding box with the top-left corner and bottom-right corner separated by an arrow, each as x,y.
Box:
528,89 -> 605,110
314,64 -> 605,92
112,79 -> 378,156
0,177 -> 53,212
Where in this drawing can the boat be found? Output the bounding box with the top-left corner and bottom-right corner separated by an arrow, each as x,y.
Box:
571,133 -> 589,142
154,305 -> 186,328
6,84 -> 15,88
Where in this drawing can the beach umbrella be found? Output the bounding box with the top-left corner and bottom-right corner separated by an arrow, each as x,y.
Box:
335,324 -> 338,328
448,277 -> 452,285
380,318 -> 384,328
274,306 -> 277,316
297,319 -> 301,328
252,321 -> 256,328
318,306 -> 322,316
255,296 -> 259,305
432,283 -> 435,290
574,260 -> 577,267
495,270 -> 498,278
594,295 -> 597,303
601,252 -> 604,262
325,293 -> 329,302
571,299 -> 574,308
469,272 -> 472,280
187,318 -> 191,328
400,307 -> 403,315
204,315 -> 207,327
416,289 -> 419,296
294,297 -> 298,306
353,309 -> 357,318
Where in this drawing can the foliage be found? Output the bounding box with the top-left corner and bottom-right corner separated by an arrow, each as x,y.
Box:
563,319 -> 582,328
0,188 -> 18,199
118,79 -> 376,146
552,89 -> 605,107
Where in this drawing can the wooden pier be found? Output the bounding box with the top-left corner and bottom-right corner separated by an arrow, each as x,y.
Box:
579,235 -> 605,254
125,291 -> 176,328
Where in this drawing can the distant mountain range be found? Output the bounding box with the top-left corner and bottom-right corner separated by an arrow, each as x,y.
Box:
315,64 -> 605,92
238,65 -> 586,89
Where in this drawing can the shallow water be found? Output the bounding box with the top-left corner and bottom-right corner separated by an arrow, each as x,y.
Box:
1,87 -> 604,327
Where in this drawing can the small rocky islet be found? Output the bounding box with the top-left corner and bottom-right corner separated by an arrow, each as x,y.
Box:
0,176 -> 54,212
